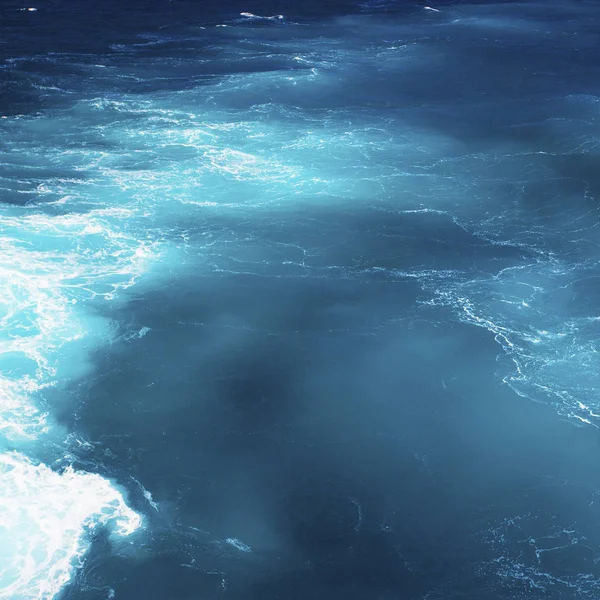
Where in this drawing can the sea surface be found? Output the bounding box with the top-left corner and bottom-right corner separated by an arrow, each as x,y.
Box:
2,0 -> 600,598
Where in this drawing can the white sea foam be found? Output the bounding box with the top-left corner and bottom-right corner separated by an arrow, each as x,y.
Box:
1,111 -> 161,599
0,205 -> 151,598
224,538 -> 252,553
239,12 -> 284,20
0,209 -> 156,441
0,453 -> 140,600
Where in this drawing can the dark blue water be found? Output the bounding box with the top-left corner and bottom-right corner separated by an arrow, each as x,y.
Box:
2,1 -> 600,599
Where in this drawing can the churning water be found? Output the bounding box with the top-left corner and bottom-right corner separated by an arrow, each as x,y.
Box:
2,1 -> 600,598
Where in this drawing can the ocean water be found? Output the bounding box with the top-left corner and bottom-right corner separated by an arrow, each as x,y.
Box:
2,0 -> 600,598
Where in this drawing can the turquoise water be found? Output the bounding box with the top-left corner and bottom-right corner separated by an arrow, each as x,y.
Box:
2,1 -> 600,598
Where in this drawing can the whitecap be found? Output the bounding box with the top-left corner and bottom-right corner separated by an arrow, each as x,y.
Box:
239,12 -> 284,21
0,453 -> 141,600
223,538 -> 252,553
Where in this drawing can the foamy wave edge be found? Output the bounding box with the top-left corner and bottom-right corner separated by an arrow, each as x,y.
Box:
0,453 -> 141,600
1,206 -> 156,599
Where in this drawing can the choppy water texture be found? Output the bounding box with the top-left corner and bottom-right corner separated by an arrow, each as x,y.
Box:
2,0 -> 600,598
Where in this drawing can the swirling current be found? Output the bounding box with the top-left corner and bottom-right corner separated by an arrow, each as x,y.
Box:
2,0 -> 600,599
